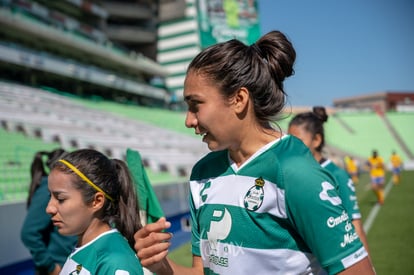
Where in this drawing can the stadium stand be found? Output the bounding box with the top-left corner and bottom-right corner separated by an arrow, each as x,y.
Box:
0,127 -> 60,201
0,79 -> 197,273
387,112 -> 414,158
0,82 -> 208,183
325,111 -> 413,163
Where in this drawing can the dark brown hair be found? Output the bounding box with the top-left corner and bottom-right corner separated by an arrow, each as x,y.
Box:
51,149 -> 141,248
288,106 -> 328,152
27,148 -> 66,207
187,30 -> 296,127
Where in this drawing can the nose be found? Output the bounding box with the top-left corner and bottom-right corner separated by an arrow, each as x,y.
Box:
46,197 -> 56,215
185,111 -> 197,129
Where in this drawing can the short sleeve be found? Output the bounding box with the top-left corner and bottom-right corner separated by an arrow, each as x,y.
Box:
284,164 -> 366,274
189,188 -> 201,256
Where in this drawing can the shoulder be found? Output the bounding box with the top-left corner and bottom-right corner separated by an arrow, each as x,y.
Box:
95,231 -> 143,274
95,231 -> 132,253
323,160 -> 350,183
93,231 -> 138,262
190,150 -> 228,180
275,135 -> 327,179
34,176 -> 50,195
264,137 -> 338,204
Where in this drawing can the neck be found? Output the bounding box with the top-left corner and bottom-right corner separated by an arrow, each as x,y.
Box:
313,151 -> 323,163
229,128 -> 281,167
78,219 -> 111,246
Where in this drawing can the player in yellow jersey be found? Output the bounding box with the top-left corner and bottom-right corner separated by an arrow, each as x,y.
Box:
390,151 -> 403,185
367,150 -> 385,205
345,156 -> 359,184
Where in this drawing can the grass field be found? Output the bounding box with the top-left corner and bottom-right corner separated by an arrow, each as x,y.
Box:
169,170 -> 414,274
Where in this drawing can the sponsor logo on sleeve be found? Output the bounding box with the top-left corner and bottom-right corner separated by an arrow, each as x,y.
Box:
319,181 -> 342,205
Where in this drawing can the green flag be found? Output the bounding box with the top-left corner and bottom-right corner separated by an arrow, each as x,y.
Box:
126,148 -> 164,224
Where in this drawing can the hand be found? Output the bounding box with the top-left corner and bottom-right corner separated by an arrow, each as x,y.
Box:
134,217 -> 173,272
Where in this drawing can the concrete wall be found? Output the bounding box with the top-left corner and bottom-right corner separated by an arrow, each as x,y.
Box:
0,201 -> 31,267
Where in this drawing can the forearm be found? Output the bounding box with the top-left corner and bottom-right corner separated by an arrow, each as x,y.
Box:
167,257 -> 203,275
146,256 -> 203,275
337,257 -> 375,275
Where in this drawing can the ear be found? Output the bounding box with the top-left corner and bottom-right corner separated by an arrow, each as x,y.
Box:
232,87 -> 250,114
312,133 -> 322,149
92,192 -> 106,211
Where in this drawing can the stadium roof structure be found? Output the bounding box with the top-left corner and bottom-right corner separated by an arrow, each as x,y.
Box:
0,8 -> 167,77
333,91 -> 414,113
0,0 -> 191,106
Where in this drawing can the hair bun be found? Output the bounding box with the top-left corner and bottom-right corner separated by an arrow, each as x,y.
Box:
312,106 -> 328,122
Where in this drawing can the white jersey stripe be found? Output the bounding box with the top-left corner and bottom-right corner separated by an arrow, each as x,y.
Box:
190,174 -> 287,218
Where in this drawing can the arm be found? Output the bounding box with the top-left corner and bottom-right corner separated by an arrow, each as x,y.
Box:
352,219 -> 371,259
334,171 -> 371,259
284,163 -> 374,274
134,217 -> 203,275
20,178 -> 57,272
337,257 -> 375,275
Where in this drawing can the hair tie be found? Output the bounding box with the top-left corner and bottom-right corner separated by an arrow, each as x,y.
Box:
58,159 -> 114,202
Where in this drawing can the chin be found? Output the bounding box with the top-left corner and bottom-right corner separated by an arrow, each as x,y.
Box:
57,228 -> 72,236
207,143 -> 225,152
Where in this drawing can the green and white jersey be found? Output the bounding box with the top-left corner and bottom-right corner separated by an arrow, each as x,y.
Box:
60,229 -> 143,275
320,159 -> 361,220
189,135 -> 367,275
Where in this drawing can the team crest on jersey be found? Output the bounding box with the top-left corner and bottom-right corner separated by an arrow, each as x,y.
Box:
69,264 -> 82,275
244,177 -> 265,211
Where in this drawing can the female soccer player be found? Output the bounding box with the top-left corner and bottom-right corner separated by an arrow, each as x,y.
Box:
47,149 -> 144,274
390,150 -> 403,184
367,150 -> 386,205
134,30 -> 374,274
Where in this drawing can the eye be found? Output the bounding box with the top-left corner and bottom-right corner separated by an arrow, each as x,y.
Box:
51,193 -> 66,204
57,198 -> 66,203
187,100 -> 200,113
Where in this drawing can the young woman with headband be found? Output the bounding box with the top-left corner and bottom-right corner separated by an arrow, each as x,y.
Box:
46,149 -> 143,274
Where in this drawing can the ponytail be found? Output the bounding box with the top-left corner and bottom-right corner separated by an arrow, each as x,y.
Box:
27,152 -> 47,207
27,148 -> 67,207
111,159 -> 142,248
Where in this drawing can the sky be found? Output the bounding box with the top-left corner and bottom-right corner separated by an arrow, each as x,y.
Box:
257,0 -> 414,107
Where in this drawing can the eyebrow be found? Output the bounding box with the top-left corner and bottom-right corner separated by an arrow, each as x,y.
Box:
184,94 -> 204,102
50,190 -> 67,197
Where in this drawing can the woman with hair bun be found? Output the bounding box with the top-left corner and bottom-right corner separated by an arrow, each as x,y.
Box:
288,106 -> 371,263
134,31 -> 374,274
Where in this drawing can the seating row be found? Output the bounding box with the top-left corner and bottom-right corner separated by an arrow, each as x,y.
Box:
0,82 -> 209,177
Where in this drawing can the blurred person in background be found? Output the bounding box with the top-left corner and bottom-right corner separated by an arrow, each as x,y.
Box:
344,156 -> 359,184
288,106 -> 370,258
390,150 -> 403,185
366,150 -> 385,205
21,149 -> 77,275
